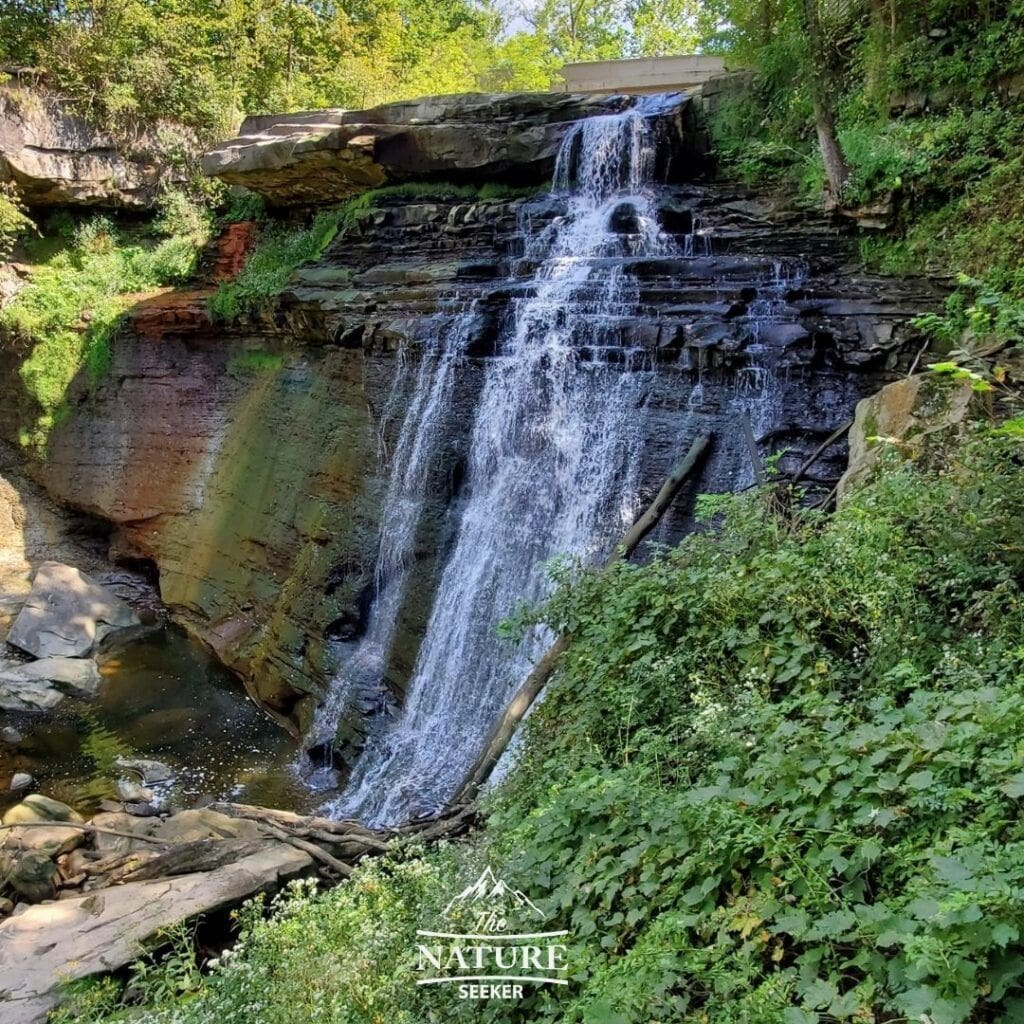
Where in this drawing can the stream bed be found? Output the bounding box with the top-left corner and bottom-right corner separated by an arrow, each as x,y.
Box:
0,626 -> 313,816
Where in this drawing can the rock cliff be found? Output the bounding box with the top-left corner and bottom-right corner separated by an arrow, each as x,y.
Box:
201,91 -> 708,205
23,171 -> 942,752
0,86 -> 187,208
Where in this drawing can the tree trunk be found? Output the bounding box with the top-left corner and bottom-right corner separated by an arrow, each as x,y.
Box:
803,0 -> 849,201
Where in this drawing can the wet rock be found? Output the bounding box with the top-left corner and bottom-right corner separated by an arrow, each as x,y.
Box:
0,677 -> 64,712
0,896 -> 13,915
0,656 -> 101,696
608,201 -> 641,234
123,801 -> 160,817
1,726 -> 23,744
114,756 -> 174,784
6,851 -> 60,902
9,772 -> 32,791
116,780 -> 154,804
2,793 -> 84,826
7,562 -> 139,659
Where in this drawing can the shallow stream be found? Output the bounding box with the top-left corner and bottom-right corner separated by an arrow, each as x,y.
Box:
0,627 -> 312,816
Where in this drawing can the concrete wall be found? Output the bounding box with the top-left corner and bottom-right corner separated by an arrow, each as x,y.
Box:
557,55 -> 727,95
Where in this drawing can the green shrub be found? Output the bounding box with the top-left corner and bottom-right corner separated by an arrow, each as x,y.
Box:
220,190 -> 266,225
153,188 -> 213,241
58,423 -> 1024,1024
1,213 -> 209,455
0,182 -> 34,260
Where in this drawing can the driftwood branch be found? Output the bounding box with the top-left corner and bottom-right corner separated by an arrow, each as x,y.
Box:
451,434 -> 712,806
257,823 -> 354,877
741,413 -> 766,486
789,419 -> 852,485
0,820 -> 169,845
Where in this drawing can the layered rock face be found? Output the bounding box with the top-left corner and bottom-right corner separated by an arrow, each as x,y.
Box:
29,167 -> 942,752
0,87 -> 186,208
201,91 -> 708,205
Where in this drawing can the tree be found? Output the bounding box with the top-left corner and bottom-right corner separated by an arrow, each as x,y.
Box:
625,0 -> 713,57
801,0 -> 849,200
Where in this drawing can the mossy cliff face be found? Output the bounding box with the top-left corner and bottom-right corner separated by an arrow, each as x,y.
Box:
22,185 -> 944,760
31,331 -> 463,741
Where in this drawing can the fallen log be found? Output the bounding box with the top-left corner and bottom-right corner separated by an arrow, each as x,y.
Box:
451,433 -> 712,805
117,839 -> 272,883
789,419 -> 852,485
0,820 -> 169,845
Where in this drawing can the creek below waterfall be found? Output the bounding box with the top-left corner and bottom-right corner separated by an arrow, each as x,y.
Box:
0,627 -> 312,817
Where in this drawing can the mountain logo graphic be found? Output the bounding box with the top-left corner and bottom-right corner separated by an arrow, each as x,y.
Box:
443,866 -> 546,922
414,866 -> 570,999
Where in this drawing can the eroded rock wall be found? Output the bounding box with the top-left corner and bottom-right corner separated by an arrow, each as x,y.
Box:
25,180 -> 944,755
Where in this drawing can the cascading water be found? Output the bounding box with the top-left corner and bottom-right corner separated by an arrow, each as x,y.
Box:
305,309 -> 473,767
316,96 -> 681,825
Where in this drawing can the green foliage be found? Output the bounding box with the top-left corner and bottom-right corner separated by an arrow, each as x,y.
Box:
153,188 -> 213,241
220,191 -> 267,226
484,427 -> 1024,1024
0,0 -> 506,142
208,182 -> 541,323
914,271 -> 1024,354
55,854 -> 471,1023
1,212 -> 209,456
61,427 -> 1024,1024
0,182 -> 34,261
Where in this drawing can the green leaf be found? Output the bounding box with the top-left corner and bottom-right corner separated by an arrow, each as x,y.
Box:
1000,772 -> 1024,798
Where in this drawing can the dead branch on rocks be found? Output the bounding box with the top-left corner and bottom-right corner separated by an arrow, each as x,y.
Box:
452,434 -> 713,806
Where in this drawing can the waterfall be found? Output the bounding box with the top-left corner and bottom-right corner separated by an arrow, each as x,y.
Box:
315,97 -> 681,825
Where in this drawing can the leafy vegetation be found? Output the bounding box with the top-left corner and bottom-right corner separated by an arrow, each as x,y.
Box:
0,0 -> 721,141
0,182 -> 34,261
1,199 -> 210,455
207,182 -> 542,323
57,398 -> 1024,1024
705,1 -> 1024,356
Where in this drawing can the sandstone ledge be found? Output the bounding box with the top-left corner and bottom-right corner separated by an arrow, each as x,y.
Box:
201,91 -> 702,206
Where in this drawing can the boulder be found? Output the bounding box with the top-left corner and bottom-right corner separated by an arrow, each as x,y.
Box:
88,811 -> 160,854
2,793 -> 84,826
0,657 -> 101,705
114,756 -> 174,784
0,676 -> 64,711
5,851 -> 59,902
9,772 -> 32,791
6,561 -> 139,659
201,92 -> 690,206
1,822 -> 84,857
0,86 -> 187,208
0,845 -> 313,1022
838,374 -> 974,501
153,807 -> 263,844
